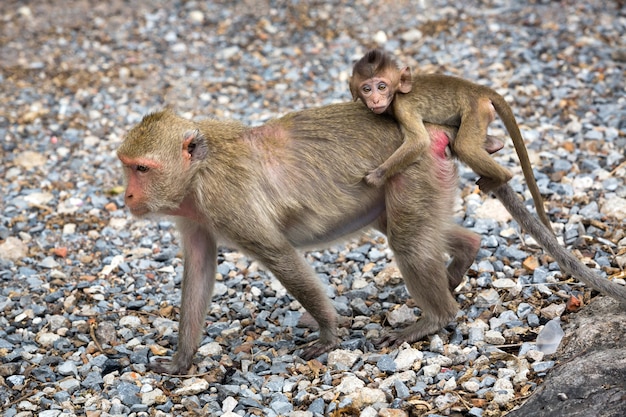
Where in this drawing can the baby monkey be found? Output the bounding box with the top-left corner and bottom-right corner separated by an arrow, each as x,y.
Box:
350,48 -> 551,229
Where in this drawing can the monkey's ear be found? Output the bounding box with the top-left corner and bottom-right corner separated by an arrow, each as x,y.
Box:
348,78 -> 359,101
182,129 -> 209,162
398,67 -> 412,94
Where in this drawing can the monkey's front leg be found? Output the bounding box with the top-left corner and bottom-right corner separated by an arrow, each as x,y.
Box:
365,113 -> 430,187
149,220 -> 218,375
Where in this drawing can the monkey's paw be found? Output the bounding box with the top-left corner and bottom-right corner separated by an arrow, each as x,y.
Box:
476,176 -> 504,193
364,169 -> 386,187
148,357 -> 191,375
373,332 -> 406,349
298,340 -> 340,361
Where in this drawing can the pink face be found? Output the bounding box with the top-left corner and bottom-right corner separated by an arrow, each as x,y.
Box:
358,76 -> 394,114
118,155 -> 161,216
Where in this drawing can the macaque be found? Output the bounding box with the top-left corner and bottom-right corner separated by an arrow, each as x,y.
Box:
349,48 -> 552,230
118,103 -> 626,375
118,103 -> 478,374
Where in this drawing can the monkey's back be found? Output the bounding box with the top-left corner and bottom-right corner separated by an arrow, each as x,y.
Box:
400,74 -> 496,124
248,102 -> 404,246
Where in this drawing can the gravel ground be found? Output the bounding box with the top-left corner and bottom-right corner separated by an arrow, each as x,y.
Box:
1,1 -> 625,416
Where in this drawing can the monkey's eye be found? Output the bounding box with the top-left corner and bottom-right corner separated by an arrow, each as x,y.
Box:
362,85 -> 371,93
377,83 -> 387,91
136,165 -> 149,173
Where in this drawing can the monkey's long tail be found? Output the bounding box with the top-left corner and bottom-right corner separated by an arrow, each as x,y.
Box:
492,97 -> 552,231
494,184 -> 626,304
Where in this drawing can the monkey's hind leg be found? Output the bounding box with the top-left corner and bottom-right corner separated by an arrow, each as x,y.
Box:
376,161 -> 459,347
455,98 -> 513,192
446,225 -> 480,291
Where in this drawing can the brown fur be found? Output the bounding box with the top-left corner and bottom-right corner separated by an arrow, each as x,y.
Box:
118,103 -> 478,374
350,48 -> 552,230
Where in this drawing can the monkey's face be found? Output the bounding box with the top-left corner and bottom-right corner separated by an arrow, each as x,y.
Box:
357,76 -> 395,114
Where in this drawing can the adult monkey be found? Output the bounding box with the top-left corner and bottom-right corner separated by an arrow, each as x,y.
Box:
118,103 -> 626,375
118,103 -> 479,374
349,48 -> 552,230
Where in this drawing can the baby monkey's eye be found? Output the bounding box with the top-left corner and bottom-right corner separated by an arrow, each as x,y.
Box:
136,165 -> 149,173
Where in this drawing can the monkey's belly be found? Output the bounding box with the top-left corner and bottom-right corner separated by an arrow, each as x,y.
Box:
285,200 -> 385,248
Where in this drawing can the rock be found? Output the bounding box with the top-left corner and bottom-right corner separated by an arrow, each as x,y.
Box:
474,197 -> 512,222
36,332 -> 61,347
377,355 -> 397,373
601,196 -> 626,220
0,237 -> 28,261
540,303 -> 566,319
23,191 -> 54,206
373,30 -> 388,45
14,151 -> 47,169
328,349 -> 361,369
484,330 -> 505,344
493,378 -> 515,405
198,341 -> 222,356
394,347 -> 423,371
422,363 -> 441,378
347,387 -> 387,407
387,304 -> 417,326
475,289 -> 500,307
400,29 -> 422,42
336,375 -> 364,394
174,378 -> 210,396
507,298 -> 626,417
142,388 -> 167,406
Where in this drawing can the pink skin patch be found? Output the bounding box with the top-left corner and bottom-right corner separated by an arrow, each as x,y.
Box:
429,130 -> 456,195
430,130 -> 450,160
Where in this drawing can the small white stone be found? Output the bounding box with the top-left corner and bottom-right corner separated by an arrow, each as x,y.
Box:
359,407 -> 378,417
394,347 -> 423,371
36,332 -> 61,347
0,237 -> 28,261
119,315 -> 142,328
188,10 -> 205,24
373,30 -> 388,45
336,375 -> 365,394
475,197 -> 512,222
174,378 -> 209,396
485,330 -> 506,344
422,363 -> 441,378
443,376 -> 457,391
142,388 -> 166,405
197,341 -> 222,356
492,278 -> 517,289
15,150 -> 46,169
24,192 -> 54,206
347,387 -> 386,407
601,196 -> 626,220
109,218 -> 128,230
401,29 -> 422,42
493,378 -> 515,405
62,223 -> 77,235
328,349 -> 361,369
387,304 -> 417,326
462,378 -> 481,392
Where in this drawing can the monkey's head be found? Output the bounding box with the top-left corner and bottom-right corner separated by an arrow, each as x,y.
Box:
117,109 -> 208,217
349,48 -> 412,114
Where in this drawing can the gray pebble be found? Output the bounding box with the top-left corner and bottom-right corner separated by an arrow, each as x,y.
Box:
377,355 -> 397,373
532,361 -> 556,373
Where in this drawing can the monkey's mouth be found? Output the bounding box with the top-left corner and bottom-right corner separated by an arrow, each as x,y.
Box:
370,107 -> 386,114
